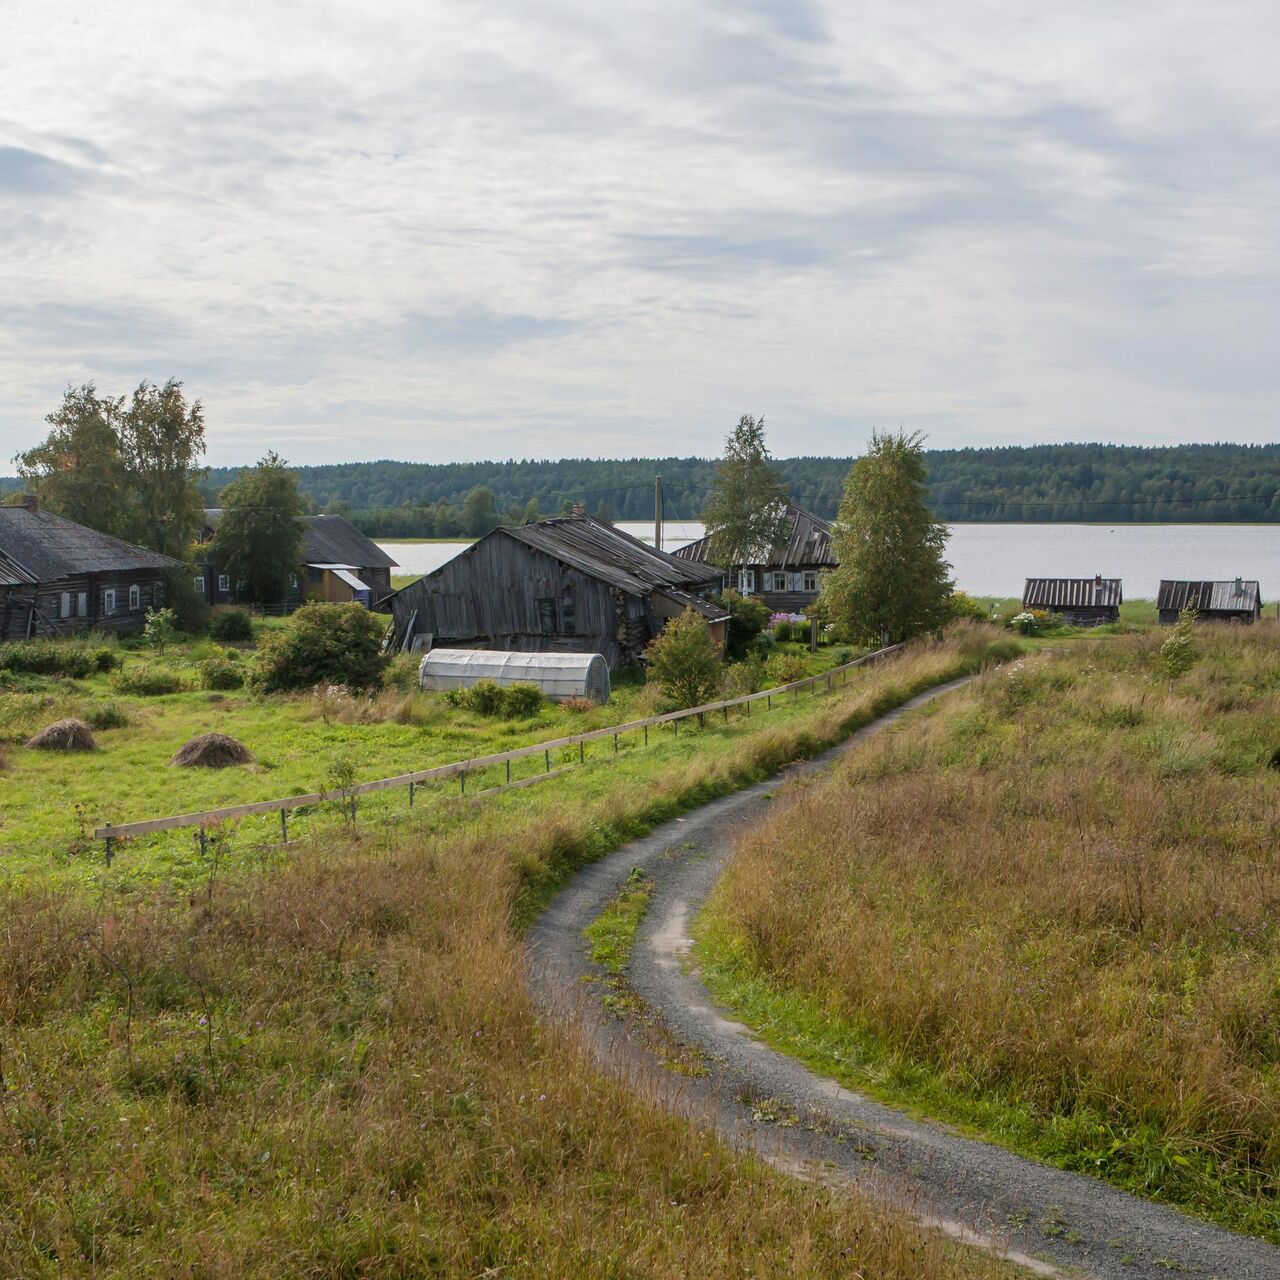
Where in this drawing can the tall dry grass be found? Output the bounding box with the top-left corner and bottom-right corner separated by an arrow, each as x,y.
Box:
711,624 -> 1280,1228
0,633 -> 1015,1277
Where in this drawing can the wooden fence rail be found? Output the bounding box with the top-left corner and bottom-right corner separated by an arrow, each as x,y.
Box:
96,643 -> 906,858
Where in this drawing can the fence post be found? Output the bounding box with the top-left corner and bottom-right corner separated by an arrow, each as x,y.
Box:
198,826 -> 207,857
104,823 -> 114,866
280,809 -> 288,843
506,759 -> 511,785
579,740 -> 585,764
409,780 -> 415,807
460,771 -> 466,795
644,724 -> 648,745
545,749 -> 550,773
674,718 -> 679,738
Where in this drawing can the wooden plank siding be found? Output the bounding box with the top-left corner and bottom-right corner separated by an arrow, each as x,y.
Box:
1,570 -> 168,639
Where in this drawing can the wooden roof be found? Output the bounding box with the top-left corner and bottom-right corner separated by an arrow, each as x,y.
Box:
1023,577 -> 1122,609
0,507 -> 182,583
203,510 -> 397,569
1157,580 -> 1260,612
672,501 -> 835,569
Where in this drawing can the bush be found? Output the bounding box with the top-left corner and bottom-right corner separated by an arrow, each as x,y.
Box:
465,679 -> 507,716
503,682 -> 544,718
84,702 -> 131,730
559,695 -> 595,715
112,668 -> 184,696
210,608 -> 254,642
198,657 -> 245,690
0,642 -> 96,679
772,619 -> 793,643
644,608 -> 722,709
766,652 -> 809,686
722,653 -> 766,698
716,591 -> 772,660
384,653 -> 420,692
252,603 -> 387,693
143,607 -> 179,654
1009,610 -> 1048,636
830,646 -> 854,666
948,590 -> 990,622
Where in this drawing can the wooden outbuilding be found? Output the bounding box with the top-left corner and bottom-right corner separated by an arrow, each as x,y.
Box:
1157,579 -> 1261,624
672,501 -> 835,612
1022,575 -> 1122,626
0,497 -> 182,638
197,511 -> 397,609
388,515 -> 728,668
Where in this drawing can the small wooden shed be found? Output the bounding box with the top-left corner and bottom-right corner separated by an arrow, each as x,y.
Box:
1022,575 -> 1122,626
1157,579 -> 1261,624
419,649 -> 611,703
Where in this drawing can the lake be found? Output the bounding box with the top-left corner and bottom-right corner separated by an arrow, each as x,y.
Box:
380,522 -> 1279,601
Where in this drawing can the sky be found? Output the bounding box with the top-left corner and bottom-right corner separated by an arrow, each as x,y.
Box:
1,1 -> 1277,467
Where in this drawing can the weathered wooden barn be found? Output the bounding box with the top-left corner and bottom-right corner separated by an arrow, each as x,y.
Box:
197,511 -> 397,609
1157,579 -> 1261,624
389,515 -> 728,668
1022,575 -> 1122,626
672,501 -> 836,613
0,498 -> 183,639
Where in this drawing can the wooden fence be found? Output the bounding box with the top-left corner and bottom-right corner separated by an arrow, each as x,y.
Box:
95,643 -> 906,860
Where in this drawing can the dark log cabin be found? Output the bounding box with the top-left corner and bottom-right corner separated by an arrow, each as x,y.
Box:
1157,579 -> 1261,624
1022,575 -> 1122,626
389,515 -> 728,668
0,497 -> 183,639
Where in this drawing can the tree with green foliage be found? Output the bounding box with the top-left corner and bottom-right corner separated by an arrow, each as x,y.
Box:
701,415 -> 792,582
253,602 -> 388,692
1159,607 -> 1199,688
716,590 -> 771,660
211,452 -> 307,605
463,486 -> 500,537
819,430 -> 953,645
644,608 -> 722,709
143,607 -> 179,654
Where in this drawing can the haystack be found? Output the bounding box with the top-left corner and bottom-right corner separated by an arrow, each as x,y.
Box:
169,732 -> 252,769
27,718 -> 97,752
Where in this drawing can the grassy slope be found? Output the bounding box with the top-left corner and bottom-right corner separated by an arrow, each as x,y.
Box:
0,631 -> 1023,1278
0,636 -> 847,891
697,624 -> 1280,1241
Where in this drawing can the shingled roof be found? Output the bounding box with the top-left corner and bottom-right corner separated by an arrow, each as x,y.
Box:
0,507 -> 182,582
204,510 -> 397,570
499,516 -> 723,597
673,501 -> 835,568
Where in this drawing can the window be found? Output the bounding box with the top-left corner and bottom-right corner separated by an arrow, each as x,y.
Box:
128,584 -> 141,611
289,574 -> 299,590
193,576 -> 205,595
765,570 -> 788,592
802,571 -> 818,593
104,588 -> 116,614
77,592 -> 88,617
60,591 -> 72,618
560,594 -> 576,635
537,598 -> 556,630
737,569 -> 756,594
218,575 -> 230,592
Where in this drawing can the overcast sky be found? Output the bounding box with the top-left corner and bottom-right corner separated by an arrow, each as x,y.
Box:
1,2 -> 1277,467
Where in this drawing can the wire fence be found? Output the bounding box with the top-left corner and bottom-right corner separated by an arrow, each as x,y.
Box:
95,643 -> 906,862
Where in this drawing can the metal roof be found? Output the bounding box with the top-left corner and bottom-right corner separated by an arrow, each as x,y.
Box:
1023,578 -> 1122,609
654,587 -> 731,622
204,510 -> 397,569
499,516 -> 723,596
332,568 -> 371,592
0,507 -> 182,581
673,501 -> 835,569
1157,580 -> 1260,613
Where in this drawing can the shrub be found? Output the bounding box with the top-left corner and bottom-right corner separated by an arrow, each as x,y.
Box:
252,603 -> 388,693
0,642 -> 96,679
198,657 -> 245,690
1159,607 -> 1199,686
723,653 -> 766,698
384,653 -> 421,693
644,608 -> 722,709
772,619 -> 793,643
210,607 -> 254,642
766,652 -> 809,686
830,646 -> 854,666
112,668 -> 184,696
143,607 -> 179,654
948,590 -> 990,622
559,695 -> 595,715
1009,610 -> 1047,636
716,591 -> 772,660
84,702 -> 131,730
502,682 -> 544,718
465,679 -> 507,716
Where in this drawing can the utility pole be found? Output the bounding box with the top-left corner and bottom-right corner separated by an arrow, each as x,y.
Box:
654,475 -> 663,551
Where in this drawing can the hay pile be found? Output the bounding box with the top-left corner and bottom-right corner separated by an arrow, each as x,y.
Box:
26,718 -> 97,752
169,732 -> 252,769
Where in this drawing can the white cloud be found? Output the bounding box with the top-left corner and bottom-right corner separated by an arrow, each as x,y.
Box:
0,0 -> 1276,465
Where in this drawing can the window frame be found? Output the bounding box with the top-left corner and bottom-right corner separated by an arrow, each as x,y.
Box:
128,584 -> 141,611
104,588 -> 117,614
60,590 -> 72,618
737,569 -> 756,594
218,574 -> 231,593
193,576 -> 205,596
802,570 -> 818,593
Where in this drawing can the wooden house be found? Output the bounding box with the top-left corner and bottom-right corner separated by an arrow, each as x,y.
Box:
388,515 -> 728,668
0,497 -> 183,639
198,511 -> 397,609
1022,575 -> 1122,626
1157,579 -> 1261,624
672,502 -> 835,613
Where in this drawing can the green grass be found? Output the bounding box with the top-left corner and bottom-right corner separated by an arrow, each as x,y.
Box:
584,867 -> 654,973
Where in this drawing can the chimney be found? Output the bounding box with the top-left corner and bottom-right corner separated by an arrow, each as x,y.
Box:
19,494 -> 38,513
1094,573 -> 1102,588
1234,576 -> 1243,594
571,502 -> 586,518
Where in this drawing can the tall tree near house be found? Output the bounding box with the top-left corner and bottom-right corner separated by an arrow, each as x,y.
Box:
701,414 -> 791,591
819,429 -> 953,645
14,384 -> 130,534
211,452 -> 307,605
462,485 -> 500,537
119,379 -> 207,556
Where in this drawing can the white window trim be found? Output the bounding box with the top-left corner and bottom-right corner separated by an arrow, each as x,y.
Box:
104,588 -> 116,614
737,569 -> 756,594
128,584 -> 141,611
60,590 -> 72,619
802,570 -> 818,592
193,576 -> 205,595
217,575 -> 230,592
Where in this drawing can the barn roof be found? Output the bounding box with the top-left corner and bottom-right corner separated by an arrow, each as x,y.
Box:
1023,577 -> 1122,609
204,510 -> 397,569
672,501 -> 835,568
501,516 -> 723,596
0,507 -> 182,582
1157,579 -> 1260,613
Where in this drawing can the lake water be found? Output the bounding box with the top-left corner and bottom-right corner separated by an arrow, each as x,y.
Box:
381,522 -> 1279,601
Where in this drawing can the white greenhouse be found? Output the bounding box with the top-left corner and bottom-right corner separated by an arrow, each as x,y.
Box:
418,649 -> 611,704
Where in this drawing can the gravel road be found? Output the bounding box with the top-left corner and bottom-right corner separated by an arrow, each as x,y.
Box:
527,679 -> 1280,1280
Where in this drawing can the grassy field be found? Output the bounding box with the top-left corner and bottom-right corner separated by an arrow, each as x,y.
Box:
0,629 -> 1023,1277
698,622 -> 1280,1240
0,630 -> 853,891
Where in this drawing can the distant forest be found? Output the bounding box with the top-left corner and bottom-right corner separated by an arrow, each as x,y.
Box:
6,442 -> 1279,536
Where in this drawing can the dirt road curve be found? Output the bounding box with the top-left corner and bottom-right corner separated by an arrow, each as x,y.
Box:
527,679 -> 1280,1280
